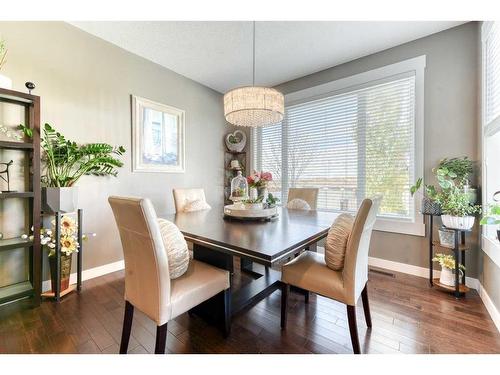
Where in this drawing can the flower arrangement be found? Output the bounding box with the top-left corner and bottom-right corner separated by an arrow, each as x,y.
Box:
432,253 -> 465,271
247,170 -> 272,189
40,215 -> 80,257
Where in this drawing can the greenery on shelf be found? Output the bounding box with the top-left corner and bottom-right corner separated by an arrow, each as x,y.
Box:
480,203 -> 500,225
435,188 -> 481,217
266,193 -> 280,208
432,253 -> 466,271
41,123 -> 125,187
433,157 -> 474,189
243,196 -> 264,204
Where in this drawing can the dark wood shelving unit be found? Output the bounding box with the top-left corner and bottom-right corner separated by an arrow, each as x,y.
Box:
0,87 -> 41,307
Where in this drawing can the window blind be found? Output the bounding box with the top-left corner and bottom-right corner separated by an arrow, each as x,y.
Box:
254,73 -> 416,220
486,22 -> 500,127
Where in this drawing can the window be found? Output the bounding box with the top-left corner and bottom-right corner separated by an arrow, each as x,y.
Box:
252,56 -> 425,235
481,22 -> 500,266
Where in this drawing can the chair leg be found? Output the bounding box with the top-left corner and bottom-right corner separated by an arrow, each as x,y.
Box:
155,323 -> 168,354
119,301 -> 134,354
347,305 -> 361,354
223,288 -> 232,337
361,283 -> 372,328
281,283 -> 290,329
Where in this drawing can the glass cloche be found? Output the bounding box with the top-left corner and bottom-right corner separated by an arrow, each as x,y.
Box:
230,171 -> 249,202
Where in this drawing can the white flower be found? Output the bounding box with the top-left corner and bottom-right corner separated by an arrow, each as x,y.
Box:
47,243 -> 55,249
21,234 -> 28,240
46,230 -> 52,235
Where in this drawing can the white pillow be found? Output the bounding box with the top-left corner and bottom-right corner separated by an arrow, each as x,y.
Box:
157,219 -> 190,279
324,213 -> 355,271
287,198 -> 311,211
183,199 -> 211,212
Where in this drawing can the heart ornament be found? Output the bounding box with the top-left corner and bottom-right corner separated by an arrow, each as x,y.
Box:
225,130 -> 247,152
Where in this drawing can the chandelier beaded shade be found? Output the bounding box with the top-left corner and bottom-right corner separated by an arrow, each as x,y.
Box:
223,86 -> 284,127
224,21 -> 285,128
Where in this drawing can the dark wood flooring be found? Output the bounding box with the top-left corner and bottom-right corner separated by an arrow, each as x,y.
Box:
1,262 -> 500,354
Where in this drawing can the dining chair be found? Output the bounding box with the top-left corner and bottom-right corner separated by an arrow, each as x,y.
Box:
280,196 -> 381,354
287,187 -> 319,210
172,188 -> 208,213
109,196 -> 231,354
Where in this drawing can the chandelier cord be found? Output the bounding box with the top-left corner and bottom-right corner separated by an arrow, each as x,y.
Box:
252,20 -> 256,86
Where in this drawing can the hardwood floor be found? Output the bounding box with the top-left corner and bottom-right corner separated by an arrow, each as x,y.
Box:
1,263 -> 499,354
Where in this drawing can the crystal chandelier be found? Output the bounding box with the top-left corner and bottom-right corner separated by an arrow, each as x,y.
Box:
223,22 -> 284,127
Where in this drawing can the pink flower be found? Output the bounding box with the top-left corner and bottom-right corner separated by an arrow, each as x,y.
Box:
261,172 -> 272,181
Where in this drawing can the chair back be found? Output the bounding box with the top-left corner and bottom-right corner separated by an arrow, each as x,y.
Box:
342,195 -> 382,305
173,188 -> 207,213
108,196 -> 171,324
287,188 -> 319,210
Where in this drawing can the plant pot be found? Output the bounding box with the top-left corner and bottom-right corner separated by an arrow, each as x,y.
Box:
441,215 -> 475,230
421,197 -> 442,215
42,187 -> 78,213
0,74 -> 12,90
439,267 -> 455,287
438,227 -> 455,248
49,253 -> 72,293
257,187 -> 268,201
249,187 -> 258,200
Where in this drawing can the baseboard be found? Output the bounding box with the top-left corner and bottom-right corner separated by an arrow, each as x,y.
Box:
42,260 -> 124,292
476,282 -> 500,333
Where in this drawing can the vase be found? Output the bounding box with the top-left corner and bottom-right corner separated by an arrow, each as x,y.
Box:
438,227 -> 455,248
249,187 -> 258,200
49,253 -> 72,293
439,267 -> 455,287
441,215 -> 475,230
257,187 -> 268,201
0,74 -> 12,90
42,186 -> 79,213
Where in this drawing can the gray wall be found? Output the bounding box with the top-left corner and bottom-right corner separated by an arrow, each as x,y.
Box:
274,22 -> 481,276
0,21 -> 226,283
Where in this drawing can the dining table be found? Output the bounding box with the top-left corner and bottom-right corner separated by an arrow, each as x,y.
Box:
162,205 -> 339,319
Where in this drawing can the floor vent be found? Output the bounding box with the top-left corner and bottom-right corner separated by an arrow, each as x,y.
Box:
369,268 -> 396,278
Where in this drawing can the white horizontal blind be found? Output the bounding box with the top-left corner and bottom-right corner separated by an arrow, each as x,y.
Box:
254,74 -> 416,220
486,22 -> 500,126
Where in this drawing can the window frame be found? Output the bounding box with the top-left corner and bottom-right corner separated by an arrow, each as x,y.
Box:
251,55 -> 426,236
481,21 -> 500,268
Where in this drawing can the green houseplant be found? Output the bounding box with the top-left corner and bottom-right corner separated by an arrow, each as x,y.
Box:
436,187 -> 481,230
434,157 -> 477,203
40,123 -> 125,213
480,202 -> 500,242
432,253 -> 466,287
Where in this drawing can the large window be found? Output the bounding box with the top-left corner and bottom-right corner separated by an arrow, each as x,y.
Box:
482,21 -> 500,266
253,57 -> 425,235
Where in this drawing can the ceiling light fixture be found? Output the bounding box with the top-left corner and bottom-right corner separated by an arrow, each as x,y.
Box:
223,21 -> 284,127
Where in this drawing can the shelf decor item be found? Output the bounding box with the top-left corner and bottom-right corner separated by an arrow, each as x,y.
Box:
480,193 -> 500,242
225,130 -> 247,152
40,123 -> 125,213
247,170 -> 272,201
436,188 -> 481,230
432,253 -> 465,287
230,171 -> 249,202
438,227 -> 455,248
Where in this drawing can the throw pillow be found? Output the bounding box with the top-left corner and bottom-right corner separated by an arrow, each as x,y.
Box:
324,213 -> 355,271
183,199 -> 211,212
287,198 -> 312,211
157,218 -> 190,279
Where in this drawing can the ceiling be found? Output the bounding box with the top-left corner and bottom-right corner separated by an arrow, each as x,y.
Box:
70,21 -> 465,93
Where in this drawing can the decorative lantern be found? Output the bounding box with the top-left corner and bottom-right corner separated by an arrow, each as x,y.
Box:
230,171 -> 249,202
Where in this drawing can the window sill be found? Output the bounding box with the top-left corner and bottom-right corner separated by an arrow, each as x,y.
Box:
374,218 -> 426,237
482,235 -> 500,269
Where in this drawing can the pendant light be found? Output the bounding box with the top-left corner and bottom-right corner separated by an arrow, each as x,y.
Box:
223,21 -> 284,127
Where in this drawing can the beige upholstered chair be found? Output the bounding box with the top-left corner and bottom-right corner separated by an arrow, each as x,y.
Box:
172,188 -> 208,213
280,196 -> 382,354
109,196 -> 231,354
287,188 -> 319,210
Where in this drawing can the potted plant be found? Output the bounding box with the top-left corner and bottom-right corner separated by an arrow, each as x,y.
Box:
243,195 -> 264,210
410,177 -> 441,215
480,202 -> 500,242
40,123 -> 125,213
247,170 -> 273,200
266,193 -> 280,208
435,188 -> 481,230
0,38 -> 12,90
432,253 -> 465,287
40,216 -> 80,293
434,157 -> 477,204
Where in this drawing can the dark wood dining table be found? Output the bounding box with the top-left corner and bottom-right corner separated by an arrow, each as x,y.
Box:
162,206 -> 339,316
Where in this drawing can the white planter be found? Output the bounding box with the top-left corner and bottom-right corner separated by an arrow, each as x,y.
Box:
441,215 -> 475,230
42,187 -> 79,213
439,267 -> 455,287
0,74 -> 12,89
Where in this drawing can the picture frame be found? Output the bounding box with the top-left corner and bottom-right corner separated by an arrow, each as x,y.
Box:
132,95 -> 185,173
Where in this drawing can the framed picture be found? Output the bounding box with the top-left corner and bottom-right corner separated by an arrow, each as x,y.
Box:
132,95 -> 185,173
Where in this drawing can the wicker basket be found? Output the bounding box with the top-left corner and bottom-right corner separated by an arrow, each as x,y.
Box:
421,197 -> 442,215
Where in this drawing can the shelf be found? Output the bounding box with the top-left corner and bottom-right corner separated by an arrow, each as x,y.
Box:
225,150 -> 247,155
432,240 -> 470,251
41,284 -> 77,299
0,281 -> 34,305
0,238 -> 33,251
0,87 -> 38,104
432,279 -> 470,294
0,140 -> 34,150
0,192 -> 34,199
